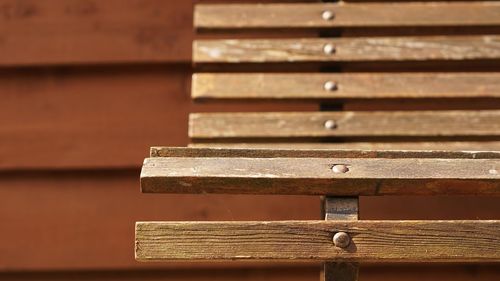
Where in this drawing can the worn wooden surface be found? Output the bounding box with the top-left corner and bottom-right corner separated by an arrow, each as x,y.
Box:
193,36 -> 500,63
150,147 -> 500,160
322,197 -> 359,281
135,220 -> 500,262
141,156 -> 500,195
192,73 -> 500,100
189,142 -> 500,151
189,110 -> 500,139
195,2 -> 500,29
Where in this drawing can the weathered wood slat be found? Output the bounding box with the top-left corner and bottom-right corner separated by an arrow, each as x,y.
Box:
135,220 -> 500,262
141,156 -> 500,195
193,36 -> 500,63
188,142 -> 500,152
189,110 -> 500,139
195,3 -> 500,29
192,73 -> 500,100
150,147 -> 500,160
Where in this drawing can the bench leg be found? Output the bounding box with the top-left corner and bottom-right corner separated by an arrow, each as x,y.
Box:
321,197 -> 359,281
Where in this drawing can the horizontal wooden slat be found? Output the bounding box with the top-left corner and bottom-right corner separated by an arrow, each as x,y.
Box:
150,147 -> 500,160
193,36 -> 500,63
135,220 -> 500,262
189,110 -> 500,139
0,0 -> 193,66
195,2 -> 500,29
141,156 -> 500,195
0,66 -> 190,170
189,141 -> 500,151
192,73 -> 500,100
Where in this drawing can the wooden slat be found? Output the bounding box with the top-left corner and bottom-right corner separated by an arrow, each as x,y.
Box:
195,3 -> 500,29
135,220 -> 500,262
141,156 -> 500,195
0,0 -> 193,66
188,142 -> 500,152
193,36 -> 500,63
150,147 -> 500,160
189,110 -> 500,139
0,66 -> 191,170
192,73 -> 500,100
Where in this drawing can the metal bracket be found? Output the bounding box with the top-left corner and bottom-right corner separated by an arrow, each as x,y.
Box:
321,197 -> 359,281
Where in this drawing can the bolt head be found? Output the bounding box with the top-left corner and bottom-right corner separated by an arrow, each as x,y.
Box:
333,232 -> 350,248
332,164 -> 349,174
324,120 -> 337,130
323,44 -> 336,55
324,81 -> 338,91
322,10 -> 335,21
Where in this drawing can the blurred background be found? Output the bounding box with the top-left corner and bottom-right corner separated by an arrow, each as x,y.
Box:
0,0 -> 498,280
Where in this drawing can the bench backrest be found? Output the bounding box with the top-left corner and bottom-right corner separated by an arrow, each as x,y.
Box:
136,2 -> 500,280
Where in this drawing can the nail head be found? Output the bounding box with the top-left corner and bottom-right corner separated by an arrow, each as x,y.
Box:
323,44 -> 336,55
322,10 -> 335,21
324,120 -> 337,130
333,232 -> 351,248
324,81 -> 338,91
332,164 -> 349,174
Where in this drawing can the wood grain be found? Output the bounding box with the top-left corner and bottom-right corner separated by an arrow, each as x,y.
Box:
192,73 -> 500,100
189,142 -> 500,152
195,2 -> 500,29
150,147 -> 500,160
189,110 -> 500,139
140,156 -> 500,195
193,36 -> 500,63
135,220 -> 500,262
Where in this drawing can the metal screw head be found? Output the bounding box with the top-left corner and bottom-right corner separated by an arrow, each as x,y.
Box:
324,81 -> 338,91
332,164 -> 349,174
324,120 -> 337,130
323,44 -> 336,55
322,10 -> 335,21
333,232 -> 351,248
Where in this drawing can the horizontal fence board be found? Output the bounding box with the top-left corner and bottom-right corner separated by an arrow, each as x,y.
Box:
135,220 -> 500,262
0,170 -> 320,271
150,147 -> 500,160
192,73 -> 500,100
195,2 -> 500,29
0,66 -> 191,170
189,142 -> 500,151
141,156 -> 500,195
193,36 -> 500,63
189,110 -> 500,139
0,0 -> 193,66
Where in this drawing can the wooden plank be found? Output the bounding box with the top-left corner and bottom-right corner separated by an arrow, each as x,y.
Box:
195,3 -> 500,29
150,147 -> 500,160
192,73 -> 500,100
322,198 -> 359,281
193,36 -> 500,63
0,66 -> 191,170
140,156 -> 500,195
189,110 -> 500,139
0,0 -> 193,66
189,141 -> 500,151
135,220 -> 500,262
0,170 -> 319,271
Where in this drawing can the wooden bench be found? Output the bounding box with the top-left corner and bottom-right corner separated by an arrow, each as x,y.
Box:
136,1 -> 500,280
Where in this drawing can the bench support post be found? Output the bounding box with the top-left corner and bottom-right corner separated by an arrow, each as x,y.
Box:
321,197 -> 359,281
